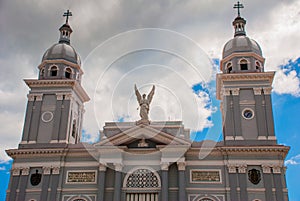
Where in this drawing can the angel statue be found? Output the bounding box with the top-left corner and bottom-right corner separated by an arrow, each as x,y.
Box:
134,84 -> 155,124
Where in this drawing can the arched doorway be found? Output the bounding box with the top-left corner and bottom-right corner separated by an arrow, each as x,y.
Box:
123,167 -> 161,201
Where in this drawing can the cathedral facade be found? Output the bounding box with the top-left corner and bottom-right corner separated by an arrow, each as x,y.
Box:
6,5 -> 289,201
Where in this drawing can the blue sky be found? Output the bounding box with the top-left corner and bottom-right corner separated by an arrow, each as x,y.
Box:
1,0 -> 300,200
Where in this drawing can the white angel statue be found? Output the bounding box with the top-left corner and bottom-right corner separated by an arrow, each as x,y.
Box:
134,84 -> 155,122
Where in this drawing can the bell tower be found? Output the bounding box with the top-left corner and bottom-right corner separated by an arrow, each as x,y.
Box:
216,3 -> 276,145
20,10 -> 89,147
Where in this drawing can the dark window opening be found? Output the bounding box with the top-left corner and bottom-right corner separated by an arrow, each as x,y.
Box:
50,67 -> 58,76
65,68 -> 72,78
241,63 -> 248,70
228,67 -> 233,73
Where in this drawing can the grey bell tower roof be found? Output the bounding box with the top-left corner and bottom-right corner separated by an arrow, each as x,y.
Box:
41,10 -> 81,65
222,1 -> 263,59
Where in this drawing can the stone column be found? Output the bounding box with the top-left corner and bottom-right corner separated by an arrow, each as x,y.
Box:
40,166 -> 51,201
28,94 -> 43,142
113,163 -> 123,201
49,166 -> 60,201
238,165 -> 248,201
263,87 -> 275,139
272,166 -> 284,201
17,167 -> 30,201
254,88 -> 267,139
8,168 -> 21,201
161,163 -> 169,201
97,164 -> 107,201
21,94 -> 35,143
227,165 -> 238,201
262,165 -> 273,201
51,93 -> 64,142
177,162 -> 186,201
231,88 -> 243,140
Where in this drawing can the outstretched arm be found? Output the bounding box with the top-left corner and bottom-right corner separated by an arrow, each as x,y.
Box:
147,85 -> 155,104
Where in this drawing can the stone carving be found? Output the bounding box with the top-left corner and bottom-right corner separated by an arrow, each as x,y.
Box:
67,171 -> 96,183
248,169 -> 261,185
191,170 -> 221,183
30,170 -> 42,186
134,84 -> 155,124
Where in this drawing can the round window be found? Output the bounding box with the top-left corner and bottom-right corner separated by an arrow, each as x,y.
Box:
242,109 -> 254,119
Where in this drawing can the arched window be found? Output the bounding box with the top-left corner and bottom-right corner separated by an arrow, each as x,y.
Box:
50,66 -> 58,76
65,67 -> 72,78
40,68 -> 45,78
255,61 -> 262,72
226,62 -> 233,73
124,168 -> 160,201
240,59 -> 248,71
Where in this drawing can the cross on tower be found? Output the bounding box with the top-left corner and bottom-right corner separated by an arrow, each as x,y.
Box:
233,1 -> 244,17
63,9 -> 72,24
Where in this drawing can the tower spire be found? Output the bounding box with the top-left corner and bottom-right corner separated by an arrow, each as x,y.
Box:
59,10 -> 73,44
232,1 -> 246,37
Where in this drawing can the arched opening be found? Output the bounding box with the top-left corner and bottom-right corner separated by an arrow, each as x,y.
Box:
65,67 -> 72,78
40,68 -> 45,78
124,168 -> 160,201
255,61 -> 262,72
240,59 -> 248,71
226,62 -> 233,73
50,66 -> 58,77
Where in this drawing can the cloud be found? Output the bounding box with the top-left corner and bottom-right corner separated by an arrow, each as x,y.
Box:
0,166 -> 6,171
272,58 -> 300,97
1,0 -> 300,156
285,154 -> 300,166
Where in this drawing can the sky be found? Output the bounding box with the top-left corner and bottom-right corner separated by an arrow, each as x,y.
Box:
0,0 -> 300,200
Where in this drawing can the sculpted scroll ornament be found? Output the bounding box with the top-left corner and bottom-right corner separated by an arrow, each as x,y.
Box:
134,84 -> 155,124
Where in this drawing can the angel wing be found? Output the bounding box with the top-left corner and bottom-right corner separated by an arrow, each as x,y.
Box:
147,85 -> 155,104
134,84 -> 142,104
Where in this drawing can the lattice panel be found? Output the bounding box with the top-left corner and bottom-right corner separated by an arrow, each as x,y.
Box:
126,169 -> 159,188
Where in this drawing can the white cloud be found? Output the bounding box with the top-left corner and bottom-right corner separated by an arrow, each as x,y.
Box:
0,166 -> 6,171
273,69 -> 300,96
285,154 -> 300,166
1,0 -> 300,149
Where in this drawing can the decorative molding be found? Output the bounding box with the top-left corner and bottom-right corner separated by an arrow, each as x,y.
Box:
27,93 -> 43,101
263,87 -> 272,95
161,162 -> 169,171
99,164 -> 107,172
12,168 -> 21,176
262,165 -> 271,174
222,88 -> 231,96
227,165 -> 237,173
268,136 -> 277,140
52,166 -> 60,175
190,169 -> 222,184
253,87 -> 262,95
238,165 -> 247,173
21,167 -> 30,176
114,163 -> 123,172
56,93 -> 64,101
64,93 -> 73,101
177,162 -> 186,171
272,166 -> 281,174
230,88 -> 240,96
43,166 -> 51,175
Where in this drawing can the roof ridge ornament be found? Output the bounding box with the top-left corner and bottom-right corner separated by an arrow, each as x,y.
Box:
63,9 -> 72,24
233,1 -> 244,17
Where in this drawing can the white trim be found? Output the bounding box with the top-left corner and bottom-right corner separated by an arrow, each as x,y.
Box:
190,169 -> 222,184
41,111 -> 54,123
242,108 -> 255,120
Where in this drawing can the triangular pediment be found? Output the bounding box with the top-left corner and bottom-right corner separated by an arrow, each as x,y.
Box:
94,124 -> 191,147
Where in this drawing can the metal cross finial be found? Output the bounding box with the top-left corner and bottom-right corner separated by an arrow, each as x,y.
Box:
233,1 -> 244,17
63,9 -> 72,24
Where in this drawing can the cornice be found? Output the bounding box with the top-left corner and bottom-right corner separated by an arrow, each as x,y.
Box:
216,71 -> 275,100
24,79 -> 90,102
